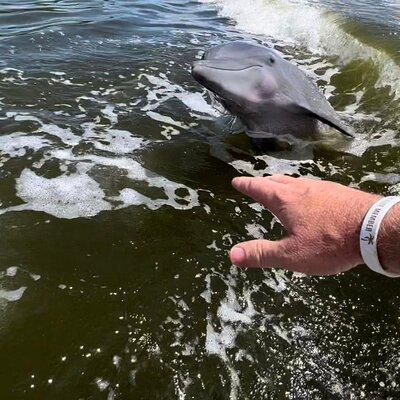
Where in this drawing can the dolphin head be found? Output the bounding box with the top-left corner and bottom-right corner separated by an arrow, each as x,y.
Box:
191,43 -> 280,122
191,41 -> 354,138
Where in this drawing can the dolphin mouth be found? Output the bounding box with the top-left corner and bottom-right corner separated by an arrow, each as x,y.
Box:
193,65 -> 263,72
192,61 -> 263,73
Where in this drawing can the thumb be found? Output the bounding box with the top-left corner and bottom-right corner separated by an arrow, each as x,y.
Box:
230,239 -> 296,270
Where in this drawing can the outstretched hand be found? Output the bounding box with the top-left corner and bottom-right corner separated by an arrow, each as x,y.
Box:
230,175 -> 381,275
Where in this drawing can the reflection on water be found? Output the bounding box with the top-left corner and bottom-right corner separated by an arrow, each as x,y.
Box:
0,0 -> 400,399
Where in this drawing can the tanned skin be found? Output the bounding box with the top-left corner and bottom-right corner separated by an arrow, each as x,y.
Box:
230,175 -> 399,276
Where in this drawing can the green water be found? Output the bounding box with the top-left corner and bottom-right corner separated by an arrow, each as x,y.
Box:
0,0 -> 400,399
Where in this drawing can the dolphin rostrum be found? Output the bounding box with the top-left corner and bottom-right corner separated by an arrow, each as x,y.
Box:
191,41 -> 353,140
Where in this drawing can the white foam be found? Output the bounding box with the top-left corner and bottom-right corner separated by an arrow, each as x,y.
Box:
205,318 -> 236,358
115,187 -> 196,211
6,113 -> 81,147
95,378 -> 110,391
82,124 -> 146,154
160,125 -> 180,140
200,274 -> 212,303
51,151 -> 199,209
6,267 -> 18,277
361,171 -> 400,185
264,270 -> 289,293
101,105 -> 118,124
205,284 -> 249,400
347,129 -> 398,156
230,155 -> 314,177
1,110 -> 196,220
272,324 -> 291,343
112,355 -> 121,369
245,223 -> 267,239
146,111 -> 188,129
175,92 -> 219,117
140,72 -> 220,116
0,133 -> 50,158
3,169 -> 112,219
0,286 -> 27,302
217,302 -> 252,324
0,68 -> 24,74
6,112 -> 41,124
390,183 -> 400,195
30,273 -> 41,281
38,123 -> 80,146
0,146 -> 199,218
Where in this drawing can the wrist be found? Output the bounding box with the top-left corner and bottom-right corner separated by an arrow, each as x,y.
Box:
349,195 -> 382,267
377,202 -> 400,274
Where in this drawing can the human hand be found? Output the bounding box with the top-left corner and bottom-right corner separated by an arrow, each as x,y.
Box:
230,175 -> 382,275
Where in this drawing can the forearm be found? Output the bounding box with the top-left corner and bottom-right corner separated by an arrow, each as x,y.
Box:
378,203 -> 400,274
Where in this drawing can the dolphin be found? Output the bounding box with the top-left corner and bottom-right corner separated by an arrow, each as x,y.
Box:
191,41 -> 353,140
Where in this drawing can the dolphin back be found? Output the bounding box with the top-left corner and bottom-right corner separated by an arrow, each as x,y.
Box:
277,60 -> 354,137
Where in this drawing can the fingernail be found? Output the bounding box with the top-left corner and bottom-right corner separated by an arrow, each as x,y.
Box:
232,177 -> 244,185
230,246 -> 246,264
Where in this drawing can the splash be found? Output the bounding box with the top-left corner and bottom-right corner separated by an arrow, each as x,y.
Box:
201,0 -> 400,98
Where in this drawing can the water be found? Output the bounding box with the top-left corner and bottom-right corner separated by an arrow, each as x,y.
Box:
0,0 -> 400,398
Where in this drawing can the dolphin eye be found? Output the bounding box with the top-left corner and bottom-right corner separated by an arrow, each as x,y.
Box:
269,56 -> 275,65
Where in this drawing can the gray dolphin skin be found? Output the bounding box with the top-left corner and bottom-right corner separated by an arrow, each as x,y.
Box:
191,41 -> 353,139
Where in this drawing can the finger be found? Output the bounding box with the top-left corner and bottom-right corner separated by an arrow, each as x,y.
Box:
232,177 -> 288,215
230,238 -> 307,273
266,174 -> 296,184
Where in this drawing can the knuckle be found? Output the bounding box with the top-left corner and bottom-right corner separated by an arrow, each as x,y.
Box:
282,240 -> 302,265
245,178 -> 257,193
270,191 -> 284,206
254,241 -> 267,267
280,192 -> 296,205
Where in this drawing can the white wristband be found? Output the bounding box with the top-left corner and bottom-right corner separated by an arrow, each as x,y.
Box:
360,196 -> 400,277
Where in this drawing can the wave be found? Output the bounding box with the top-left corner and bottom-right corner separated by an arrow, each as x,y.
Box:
200,0 -> 400,98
